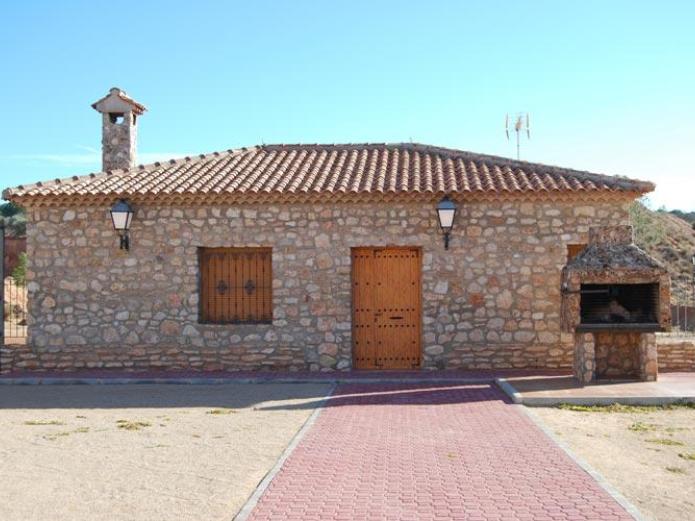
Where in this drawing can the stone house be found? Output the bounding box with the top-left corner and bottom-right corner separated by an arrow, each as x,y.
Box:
1,88 -> 657,373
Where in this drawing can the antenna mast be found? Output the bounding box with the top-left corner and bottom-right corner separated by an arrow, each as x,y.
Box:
505,113 -> 530,160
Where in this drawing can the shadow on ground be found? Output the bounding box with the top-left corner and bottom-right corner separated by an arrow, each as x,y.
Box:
0,382 -> 510,410
0,383 -> 331,410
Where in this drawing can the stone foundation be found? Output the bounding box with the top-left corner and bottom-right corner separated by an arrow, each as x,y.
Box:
595,331 -> 641,379
574,331 -> 657,383
0,342 -> 307,373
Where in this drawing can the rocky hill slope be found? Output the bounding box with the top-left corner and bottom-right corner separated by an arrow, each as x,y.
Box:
630,203 -> 695,303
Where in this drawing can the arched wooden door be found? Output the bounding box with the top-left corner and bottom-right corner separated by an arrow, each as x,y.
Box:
352,247 -> 422,369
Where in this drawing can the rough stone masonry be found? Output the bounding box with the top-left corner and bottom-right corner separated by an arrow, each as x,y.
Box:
0,199 -> 631,373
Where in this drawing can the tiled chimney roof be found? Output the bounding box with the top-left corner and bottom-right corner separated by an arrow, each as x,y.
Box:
91,87 -> 147,115
3,143 -> 655,206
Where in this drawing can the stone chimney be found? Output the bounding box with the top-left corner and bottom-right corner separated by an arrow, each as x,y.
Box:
588,225 -> 633,247
91,88 -> 147,171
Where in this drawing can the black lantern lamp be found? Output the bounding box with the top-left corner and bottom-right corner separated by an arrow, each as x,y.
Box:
436,195 -> 457,250
110,199 -> 134,251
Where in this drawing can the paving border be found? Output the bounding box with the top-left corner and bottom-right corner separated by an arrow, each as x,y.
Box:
0,376 -> 495,385
495,377 -> 695,406
519,404 -> 646,521
232,382 -> 337,521
495,377 -> 523,403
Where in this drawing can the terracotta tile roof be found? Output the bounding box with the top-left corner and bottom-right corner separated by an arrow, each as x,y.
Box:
3,143 -> 654,206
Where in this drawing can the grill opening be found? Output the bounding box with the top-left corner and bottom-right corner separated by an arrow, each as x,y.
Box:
580,283 -> 659,326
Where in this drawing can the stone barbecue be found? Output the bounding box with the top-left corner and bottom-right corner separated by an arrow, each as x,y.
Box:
561,225 -> 671,383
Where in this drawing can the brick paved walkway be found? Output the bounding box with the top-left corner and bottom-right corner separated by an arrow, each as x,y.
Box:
246,383 -> 633,521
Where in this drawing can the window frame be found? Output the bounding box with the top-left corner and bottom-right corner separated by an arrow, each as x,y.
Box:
566,243 -> 587,264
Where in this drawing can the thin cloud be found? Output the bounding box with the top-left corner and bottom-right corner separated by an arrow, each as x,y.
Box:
1,149 -> 191,169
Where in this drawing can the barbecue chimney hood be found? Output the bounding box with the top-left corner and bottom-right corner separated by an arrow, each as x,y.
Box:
561,225 -> 671,333
561,225 -> 671,384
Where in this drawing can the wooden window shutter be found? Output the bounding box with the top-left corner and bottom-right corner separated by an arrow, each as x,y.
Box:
567,243 -> 587,264
199,247 -> 272,323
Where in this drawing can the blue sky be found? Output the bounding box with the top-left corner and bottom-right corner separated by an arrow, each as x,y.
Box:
1,1 -> 693,209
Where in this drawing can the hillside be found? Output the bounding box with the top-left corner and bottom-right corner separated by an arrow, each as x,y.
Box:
630,202 -> 695,303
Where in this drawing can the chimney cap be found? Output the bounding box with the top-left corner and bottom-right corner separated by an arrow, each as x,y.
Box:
91,87 -> 147,115
588,225 -> 634,247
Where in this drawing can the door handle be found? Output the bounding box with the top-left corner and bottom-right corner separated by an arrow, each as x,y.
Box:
389,316 -> 404,320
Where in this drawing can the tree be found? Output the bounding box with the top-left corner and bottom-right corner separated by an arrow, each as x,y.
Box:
0,202 -> 22,218
0,201 -> 26,237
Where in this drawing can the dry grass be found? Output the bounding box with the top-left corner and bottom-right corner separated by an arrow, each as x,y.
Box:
556,402 -> 695,414
628,421 -> 658,432
43,427 -> 90,441
115,420 -> 151,431
206,408 -> 237,415
24,419 -> 64,426
645,438 -> 685,446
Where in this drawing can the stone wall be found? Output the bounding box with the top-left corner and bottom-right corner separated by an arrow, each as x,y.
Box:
101,111 -> 137,171
658,336 -> 695,371
573,333 -> 596,384
574,330 -> 658,383
595,331 -> 641,379
1,199 -> 631,373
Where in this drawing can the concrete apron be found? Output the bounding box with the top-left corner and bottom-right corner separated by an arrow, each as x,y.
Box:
496,377 -> 695,406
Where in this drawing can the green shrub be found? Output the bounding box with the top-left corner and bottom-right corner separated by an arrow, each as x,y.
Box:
629,200 -> 665,250
11,252 -> 27,287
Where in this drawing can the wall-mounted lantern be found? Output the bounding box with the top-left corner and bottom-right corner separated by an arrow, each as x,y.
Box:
436,195 -> 457,250
110,199 -> 134,251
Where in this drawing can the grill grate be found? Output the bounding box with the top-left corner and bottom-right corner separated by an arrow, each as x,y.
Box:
580,283 -> 659,325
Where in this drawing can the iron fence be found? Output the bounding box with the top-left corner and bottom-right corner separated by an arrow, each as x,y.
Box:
2,224 -> 28,345
672,302 -> 695,334
3,276 -> 27,344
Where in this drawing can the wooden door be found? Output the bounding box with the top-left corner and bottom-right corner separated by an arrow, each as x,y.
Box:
352,247 -> 421,369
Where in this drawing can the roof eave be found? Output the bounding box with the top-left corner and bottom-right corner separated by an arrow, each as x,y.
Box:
5,189 -> 648,208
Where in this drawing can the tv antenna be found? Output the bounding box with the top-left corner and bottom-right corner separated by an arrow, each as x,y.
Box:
505,113 -> 530,160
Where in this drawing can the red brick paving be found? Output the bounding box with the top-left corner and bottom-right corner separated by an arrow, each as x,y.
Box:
247,383 -> 633,521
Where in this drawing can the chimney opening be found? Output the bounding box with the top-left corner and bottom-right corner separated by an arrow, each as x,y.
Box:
109,112 -> 125,124
579,283 -> 659,329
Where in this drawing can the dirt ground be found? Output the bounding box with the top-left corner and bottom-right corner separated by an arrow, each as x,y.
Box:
0,383 -> 331,521
532,404 -> 695,521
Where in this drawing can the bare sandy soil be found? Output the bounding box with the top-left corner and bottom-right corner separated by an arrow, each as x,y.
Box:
532,405 -> 695,521
0,383 -> 331,521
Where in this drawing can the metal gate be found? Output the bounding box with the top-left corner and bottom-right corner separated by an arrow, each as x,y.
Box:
1,224 -> 28,345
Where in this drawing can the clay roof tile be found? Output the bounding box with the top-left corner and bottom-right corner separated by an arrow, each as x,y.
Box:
3,143 -> 654,205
